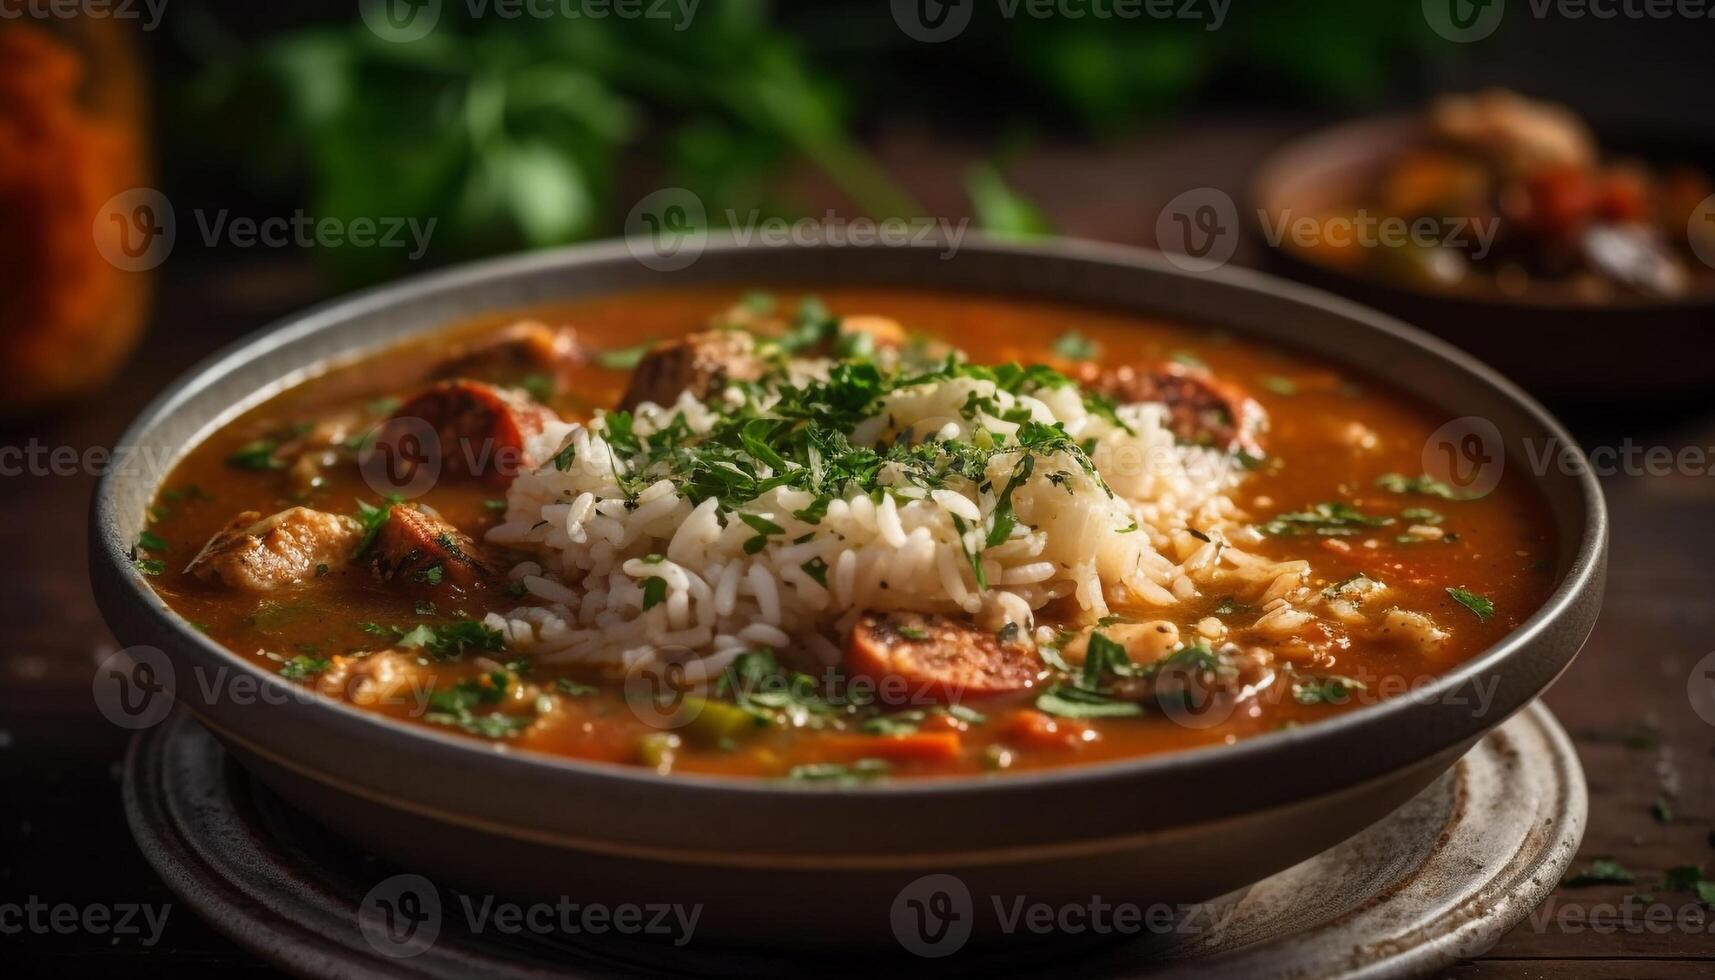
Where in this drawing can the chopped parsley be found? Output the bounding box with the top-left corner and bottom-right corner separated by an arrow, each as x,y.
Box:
1377,472 -> 1482,501
596,342 -> 654,370
1051,330 -> 1101,361
1291,674 -> 1366,705
1261,376 -> 1298,396
1563,858 -> 1634,887
362,619 -> 505,659
1260,502 -> 1394,537
226,438 -> 285,471
353,499 -> 394,557
280,655 -> 331,680
1446,587 -> 1494,621
424,671 -> 532,738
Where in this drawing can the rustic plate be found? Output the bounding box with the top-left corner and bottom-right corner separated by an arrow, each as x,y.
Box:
124,703 -> 1585,977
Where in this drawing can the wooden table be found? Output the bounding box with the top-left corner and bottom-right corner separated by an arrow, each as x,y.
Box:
4,128 -> 1712,976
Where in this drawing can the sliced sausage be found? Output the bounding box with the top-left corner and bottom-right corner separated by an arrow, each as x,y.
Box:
434,320 -> 583,395
366,505 -> 497,594
846,611 -> 1042,702
185,507 -> 361,592
617,330 -> 766,411
380,380 -> 558,488
1076,361 -> 1266,456
1111,643 -> 1274,707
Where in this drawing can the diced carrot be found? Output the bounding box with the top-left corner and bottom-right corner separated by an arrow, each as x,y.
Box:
823,732 -> 962,763
1000,709 -> 1089,751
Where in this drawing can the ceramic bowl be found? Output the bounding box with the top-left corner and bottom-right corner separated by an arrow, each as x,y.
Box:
92,236 -> 1607,946
1250,114 -> 1715,404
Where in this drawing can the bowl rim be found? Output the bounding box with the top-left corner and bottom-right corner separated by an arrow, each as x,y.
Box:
1248,111 -> 1715,313
92,233 -> 1608,801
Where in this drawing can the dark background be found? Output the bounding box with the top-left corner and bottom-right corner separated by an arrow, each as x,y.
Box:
4,0 -> 1714,975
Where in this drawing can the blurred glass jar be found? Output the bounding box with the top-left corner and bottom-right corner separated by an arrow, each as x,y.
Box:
0,13 -> 151,417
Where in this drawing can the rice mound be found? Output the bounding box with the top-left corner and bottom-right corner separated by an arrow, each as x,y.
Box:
483,364 -> 1304,676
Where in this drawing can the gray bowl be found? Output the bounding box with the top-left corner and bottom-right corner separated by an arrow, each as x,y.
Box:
91,236 -> 1606,948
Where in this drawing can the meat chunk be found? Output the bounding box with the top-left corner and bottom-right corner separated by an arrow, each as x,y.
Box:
846,612 -> 1042,702
366,505 -> 497,594
380,380 -> 558,488
314,650 -> 423,707
617,330 -> 766,411
1109,643 -> 1275,707
185,507 -> 361,592
1076,361 -> 1266,456
434,321 -> 583,394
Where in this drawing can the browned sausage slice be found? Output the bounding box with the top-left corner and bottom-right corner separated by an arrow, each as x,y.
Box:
617,330 -> 766,411
846,611 -> 1042,702
380,380 -> 558,488
366,505 -> 497,594
185,507 -> 361,592
434,321 -> 583,394
1076,361 -> 1266,456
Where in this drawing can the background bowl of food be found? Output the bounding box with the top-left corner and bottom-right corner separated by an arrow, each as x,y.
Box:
1251,90 -> 1715,404
92,236 -> 1606,946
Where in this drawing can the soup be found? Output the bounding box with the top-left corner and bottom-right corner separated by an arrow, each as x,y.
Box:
136,287 -> 1557,780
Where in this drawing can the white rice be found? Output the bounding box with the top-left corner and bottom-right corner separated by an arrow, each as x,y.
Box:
484,365 -> 1305,671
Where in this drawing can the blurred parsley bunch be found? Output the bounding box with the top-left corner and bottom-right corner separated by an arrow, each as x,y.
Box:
177,0 -> 914,282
